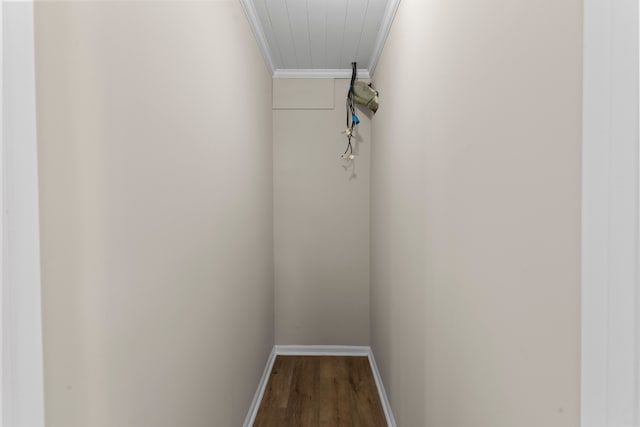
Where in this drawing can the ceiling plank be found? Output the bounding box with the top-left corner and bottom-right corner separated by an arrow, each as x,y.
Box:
285,0 -> 312,68
325,0 -> 349,69
243,0 -> 396,77
340,0 -> 369,69
265,0 -> 298,67
307,0 -> 327,69
252,0 -> 284,68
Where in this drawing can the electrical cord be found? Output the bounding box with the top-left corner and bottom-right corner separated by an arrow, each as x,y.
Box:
342,62 -> 359,160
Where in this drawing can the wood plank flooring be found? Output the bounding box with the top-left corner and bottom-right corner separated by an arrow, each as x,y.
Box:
254,356 -> 386,427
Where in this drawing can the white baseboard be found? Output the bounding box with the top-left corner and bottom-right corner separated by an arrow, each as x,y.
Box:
242,346 -> 276,427
367,349 -> 397,427
244,345 -> 397,427
275,345 -> 369,356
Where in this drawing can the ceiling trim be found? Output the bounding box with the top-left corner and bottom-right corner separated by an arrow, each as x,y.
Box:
273,69 -> 371,79
368,0 -> 401,76
239,0 -> 275,75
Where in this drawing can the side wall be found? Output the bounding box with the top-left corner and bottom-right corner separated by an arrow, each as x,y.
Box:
273,79 -> 370,345
370,0 -> 583,426
34,2 -> 273,426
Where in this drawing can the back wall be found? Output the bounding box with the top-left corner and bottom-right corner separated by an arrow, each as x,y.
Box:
273,78 -> 371,345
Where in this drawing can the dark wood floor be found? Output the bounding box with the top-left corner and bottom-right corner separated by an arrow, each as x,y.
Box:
254,355 -> 387,427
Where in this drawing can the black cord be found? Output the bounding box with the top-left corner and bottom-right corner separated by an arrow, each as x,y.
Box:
349,62 -> 357,91
342,62 -> 358,158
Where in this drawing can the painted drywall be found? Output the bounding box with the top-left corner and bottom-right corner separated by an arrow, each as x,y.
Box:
370,0 -> 582,426
34,2 -> 273,426
274,78 -> 370,345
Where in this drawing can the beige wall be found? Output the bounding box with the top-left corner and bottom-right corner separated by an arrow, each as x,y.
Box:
370,0 -> 582,426
34,2 -> 273,426
274,79 -> 370,345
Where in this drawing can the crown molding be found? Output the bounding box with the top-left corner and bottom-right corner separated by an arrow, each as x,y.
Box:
273,68 -> 371,79
239,0 -> 275,75
368,0 -> 401,77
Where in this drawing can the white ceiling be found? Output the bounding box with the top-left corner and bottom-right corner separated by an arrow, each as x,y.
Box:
240,0 -> 400,78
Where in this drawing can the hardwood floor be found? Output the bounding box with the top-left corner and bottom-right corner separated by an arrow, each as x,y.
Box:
253,356 -> 387,427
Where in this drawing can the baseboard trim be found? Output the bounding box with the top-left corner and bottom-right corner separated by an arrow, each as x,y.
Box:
275,345 -> 370,356
244,345 -> 397,426
242,346 -> 277,427
367,349 -> 397,427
